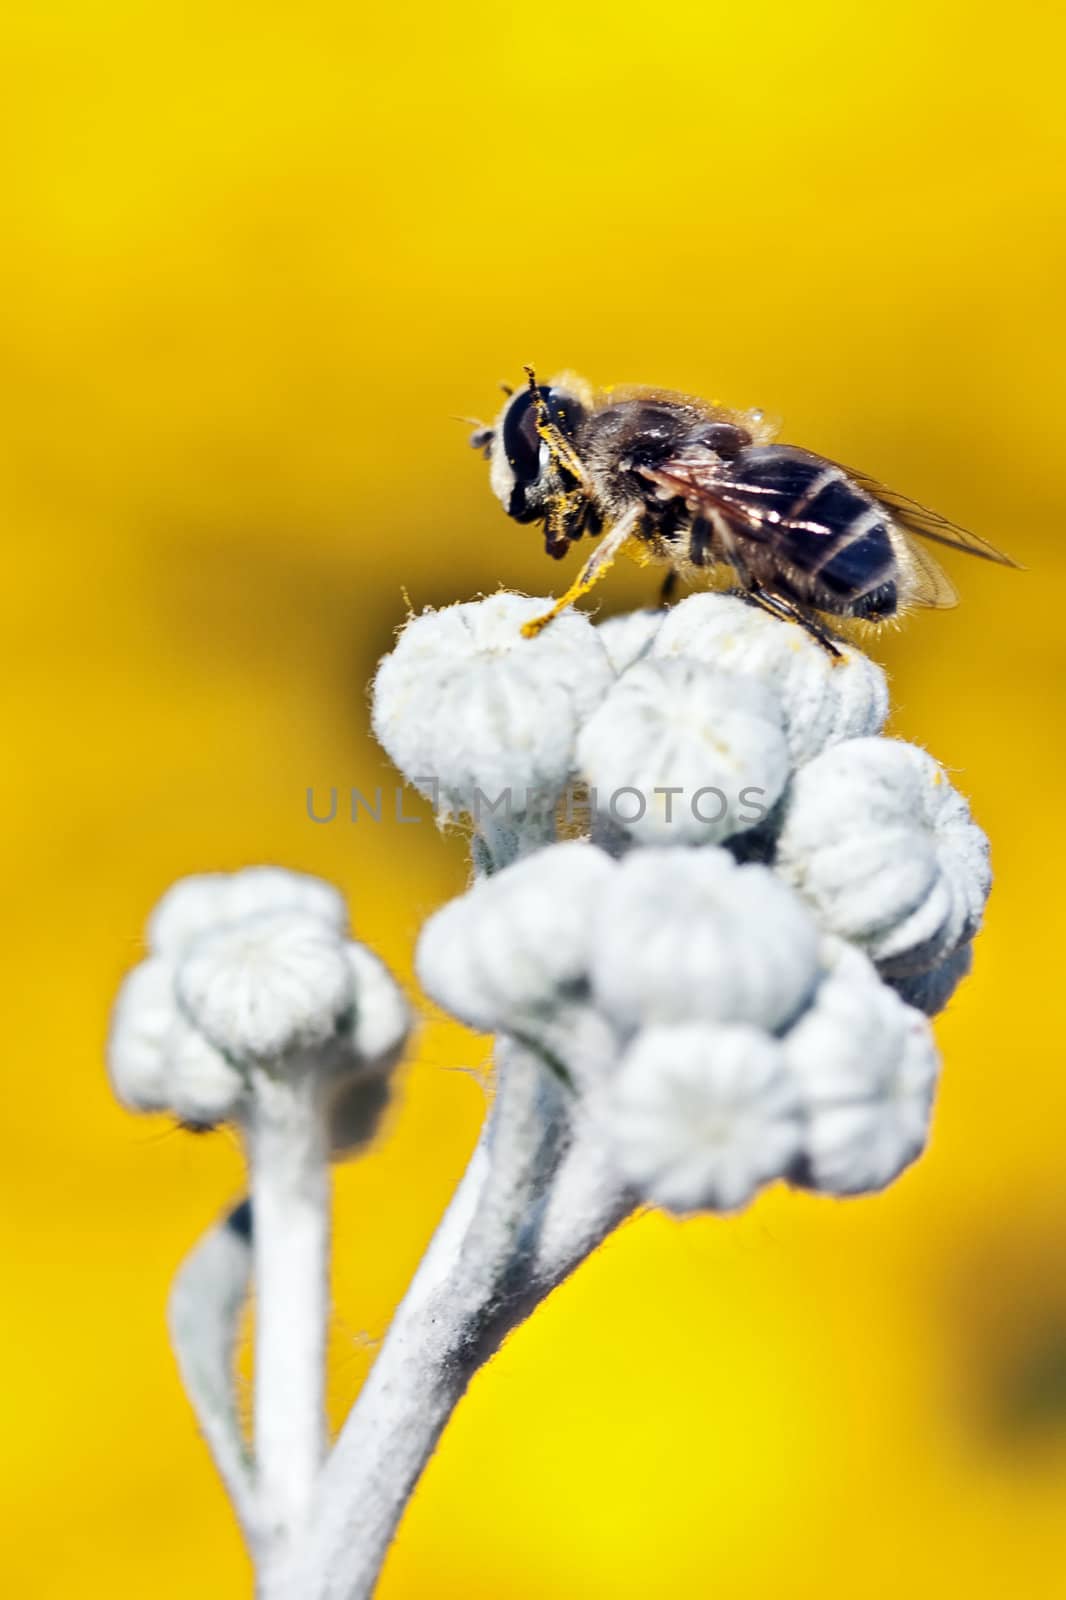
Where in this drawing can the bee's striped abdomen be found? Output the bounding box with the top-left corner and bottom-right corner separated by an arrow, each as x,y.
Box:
724,447 -> 900,617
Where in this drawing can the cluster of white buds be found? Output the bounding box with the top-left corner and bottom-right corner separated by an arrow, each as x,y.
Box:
108,865 -> 410,1151
377,589 -> 990,1214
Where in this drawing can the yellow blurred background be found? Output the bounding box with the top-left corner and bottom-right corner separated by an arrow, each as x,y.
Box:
4,1 -> 1066,1594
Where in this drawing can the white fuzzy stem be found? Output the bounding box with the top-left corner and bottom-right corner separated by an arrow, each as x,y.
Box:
534,1114 -> 635,1280
245,1070 -> 332,1593
293,1037 -> 627,1600
167,1203 -> 258,1550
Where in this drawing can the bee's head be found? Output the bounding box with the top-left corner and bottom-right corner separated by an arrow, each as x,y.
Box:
474,378 -> 588,526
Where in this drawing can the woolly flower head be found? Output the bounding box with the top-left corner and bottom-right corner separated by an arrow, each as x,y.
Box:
416,841 -> 613,1036
775,737 -> 990,978
371,594 -> 613,848
109,866 -> 410,1147
576,660 -> 790,845
176,911 -> 356,1062
589,847 -> 822,1034
785,938 -> 940,1195
605,1023 -> 804,1213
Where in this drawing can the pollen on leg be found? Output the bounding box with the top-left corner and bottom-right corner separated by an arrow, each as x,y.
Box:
521,525 -> 641,638
522,574 -> 602,637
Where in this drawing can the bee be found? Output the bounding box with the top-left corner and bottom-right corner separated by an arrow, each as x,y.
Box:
470,367 -> 1019,652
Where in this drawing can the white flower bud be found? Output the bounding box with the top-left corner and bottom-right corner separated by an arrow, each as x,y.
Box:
371,595 -> 614,822
111,870 -> 409,1144
603,1022 -> 804,1214
576,658 -> 789,845
775,738 -> 991,975
108,958 -> 184,1113
149,866 -> 347,958
166,1020 -> 246,1125
590,848 -> 821,1033
596,608 -> 665,673
785,938 -> 940,1195
345,943 -> 412,1073
321,944 -> 409,1156
176,910 -> 354,1062
652,592 -> 888,764
108,958 -> 244,1124
416,841 -> 615,1033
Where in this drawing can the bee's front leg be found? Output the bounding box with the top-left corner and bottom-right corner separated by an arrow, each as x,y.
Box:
543,487 -> 590,559
523,506 -> 644,638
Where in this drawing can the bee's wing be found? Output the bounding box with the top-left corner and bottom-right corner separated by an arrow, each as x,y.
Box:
896,532 -> 959,610
638,453 -> 808,543
640,447 -> 986,612
845,468 -> 1021,568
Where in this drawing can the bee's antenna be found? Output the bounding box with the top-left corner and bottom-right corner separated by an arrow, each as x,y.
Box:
459,414 -> 494,455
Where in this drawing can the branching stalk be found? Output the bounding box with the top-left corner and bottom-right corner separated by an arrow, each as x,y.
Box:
294,1039 -> 630,1600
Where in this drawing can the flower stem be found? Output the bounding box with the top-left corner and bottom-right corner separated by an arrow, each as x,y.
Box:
245,1070 -> 331,1592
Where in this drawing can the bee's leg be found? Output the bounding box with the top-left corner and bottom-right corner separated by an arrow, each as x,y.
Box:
658,569 -> 680,606
713,522 -> 760,596
745,587 -> 843,659
801,612 -> 845,659
690,517 -> 714,568
522,507 -> 643,639
722,548 -> 804,638
780,601 -> 844,659
544,487 -> 589,557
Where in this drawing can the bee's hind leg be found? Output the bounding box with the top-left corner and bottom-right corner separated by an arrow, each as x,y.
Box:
743,587 -> 844,660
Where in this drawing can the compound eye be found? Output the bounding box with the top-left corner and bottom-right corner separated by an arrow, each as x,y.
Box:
502,386 -> 585,484
699,423 -> 752,459
502,392 -> 544,484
